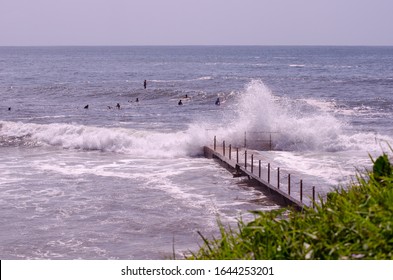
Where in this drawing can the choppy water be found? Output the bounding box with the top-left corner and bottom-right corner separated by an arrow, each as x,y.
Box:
1,46 -> 393,259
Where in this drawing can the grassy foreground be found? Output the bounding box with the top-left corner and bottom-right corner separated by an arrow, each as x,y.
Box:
189,154 -> 393,260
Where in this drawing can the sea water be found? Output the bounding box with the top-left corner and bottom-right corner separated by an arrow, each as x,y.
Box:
1,46 -> 393,259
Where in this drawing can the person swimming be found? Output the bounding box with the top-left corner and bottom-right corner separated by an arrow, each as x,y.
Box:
178,100 -> 183,105
144,80 -> 147,89
84,105 -> 89,109
215,98 -> 220,105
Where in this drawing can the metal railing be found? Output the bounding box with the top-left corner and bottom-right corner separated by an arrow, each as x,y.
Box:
213,136 -> 318,209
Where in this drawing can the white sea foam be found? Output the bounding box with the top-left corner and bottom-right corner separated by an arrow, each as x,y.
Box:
0,120 -> 211,157
197,76 -> 213,80
217,80 -> 393,152
299,98 -> 338,113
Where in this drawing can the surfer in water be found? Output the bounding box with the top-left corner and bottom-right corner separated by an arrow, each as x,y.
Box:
116,103 -> 121,109
178,100 -> 183,105
215,98 -> 220,105
144,80 -> 147,89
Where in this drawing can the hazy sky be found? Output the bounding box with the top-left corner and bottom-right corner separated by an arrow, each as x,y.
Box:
1,0 -> 392,46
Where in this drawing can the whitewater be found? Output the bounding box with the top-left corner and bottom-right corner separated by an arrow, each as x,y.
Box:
1,46 -> 393,259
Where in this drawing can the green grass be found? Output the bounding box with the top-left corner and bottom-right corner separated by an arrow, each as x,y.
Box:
189,153 -> 393,260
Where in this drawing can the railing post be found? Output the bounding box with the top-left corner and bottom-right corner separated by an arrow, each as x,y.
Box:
269,133 -> 272,150
288,174 -> 291,195
277,167 -> 280,189
214,136 -> 216,151
251,154 -> 254,173
268,163 -> 270,183
244,150 -> 247,170
229,144 -> 232,160
223,141 -> 225,157
236,148 -> 239,163
312,186 -> 316,209
258,160 -> 261,178
300,180 -> 303,203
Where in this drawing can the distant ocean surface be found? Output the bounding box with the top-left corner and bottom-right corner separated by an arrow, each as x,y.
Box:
1,46 -> 393,259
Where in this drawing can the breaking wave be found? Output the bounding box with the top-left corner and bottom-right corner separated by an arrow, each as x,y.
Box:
1,80 -> 391,156
216,80 -> 392,152
0,121 -> 210,158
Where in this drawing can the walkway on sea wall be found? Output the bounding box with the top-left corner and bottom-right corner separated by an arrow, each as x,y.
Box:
203,140 -> 320,210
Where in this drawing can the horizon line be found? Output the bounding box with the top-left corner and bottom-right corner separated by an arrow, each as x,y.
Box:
1,44 -> 393,48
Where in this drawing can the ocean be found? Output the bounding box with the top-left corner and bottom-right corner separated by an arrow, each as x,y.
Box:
1,46 -> 393,259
